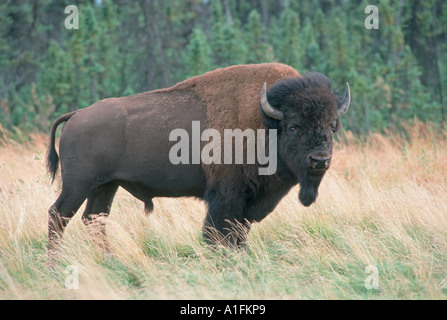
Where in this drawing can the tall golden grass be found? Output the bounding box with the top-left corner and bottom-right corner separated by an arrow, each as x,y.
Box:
0,122 -> 446,299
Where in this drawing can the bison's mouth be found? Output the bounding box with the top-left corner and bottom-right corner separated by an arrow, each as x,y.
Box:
307,167 -> 328,176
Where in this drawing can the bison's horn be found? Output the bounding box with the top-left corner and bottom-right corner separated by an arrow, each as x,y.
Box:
260,82 -> 284,120
337,82 -> 351,118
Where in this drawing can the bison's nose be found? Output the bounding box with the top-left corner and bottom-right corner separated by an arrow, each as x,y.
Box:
307,155 -> 331,170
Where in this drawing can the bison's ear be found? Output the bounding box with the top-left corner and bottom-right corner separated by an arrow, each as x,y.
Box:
336,82 -> 351,118
333,119 -> 343,133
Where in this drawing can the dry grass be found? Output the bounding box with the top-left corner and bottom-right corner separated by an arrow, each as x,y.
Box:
0,122 -> 446,299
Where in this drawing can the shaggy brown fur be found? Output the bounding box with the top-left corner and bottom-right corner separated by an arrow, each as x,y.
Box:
154,63 -> 300,130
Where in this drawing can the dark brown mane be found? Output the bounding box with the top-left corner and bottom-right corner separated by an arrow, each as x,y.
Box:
261,73 -> 338,128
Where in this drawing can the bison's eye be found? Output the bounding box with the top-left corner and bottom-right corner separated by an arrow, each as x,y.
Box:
288,123 -> 300,135
289,126 -> 299,134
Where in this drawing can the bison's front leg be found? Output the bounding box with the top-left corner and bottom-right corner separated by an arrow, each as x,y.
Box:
202,215 -> 250,250
202,190 -> 250,250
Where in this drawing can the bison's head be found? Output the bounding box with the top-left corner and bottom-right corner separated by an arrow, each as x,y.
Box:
260,73 -> 350,206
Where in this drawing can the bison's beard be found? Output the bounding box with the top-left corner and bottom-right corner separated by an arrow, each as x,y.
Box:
298,170 -> 325,206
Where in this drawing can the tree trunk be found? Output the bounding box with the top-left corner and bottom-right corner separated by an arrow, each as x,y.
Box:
223,0 -> 233,25
144,0 -> 154,90
259,0 -> 268,43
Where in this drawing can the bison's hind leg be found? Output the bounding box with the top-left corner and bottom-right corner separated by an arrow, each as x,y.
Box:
81,181 -> 119,253
48,182 -> 94,254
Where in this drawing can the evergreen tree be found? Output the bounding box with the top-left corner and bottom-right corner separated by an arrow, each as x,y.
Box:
326,10 -> 350,82
185,27 -> 212,77
276,8 -> 301,70
0,0 -> 445,135
300,18 -> 322,72
39,40 -> 75,116
210,0 -> 246,68
245,10 -> 272,64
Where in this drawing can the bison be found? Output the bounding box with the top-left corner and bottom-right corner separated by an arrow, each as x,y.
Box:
46,63 -> 350,252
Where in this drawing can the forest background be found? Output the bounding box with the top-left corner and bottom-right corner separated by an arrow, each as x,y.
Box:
0,0 -> 446,138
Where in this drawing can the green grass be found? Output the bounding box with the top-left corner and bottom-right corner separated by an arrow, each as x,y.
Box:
0,130 -> 446,299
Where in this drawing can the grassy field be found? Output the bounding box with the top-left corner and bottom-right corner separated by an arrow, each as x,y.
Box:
0,122 -> 446,299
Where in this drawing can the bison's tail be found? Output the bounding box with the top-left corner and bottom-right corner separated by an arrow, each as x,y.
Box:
46,111 -> 77,183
